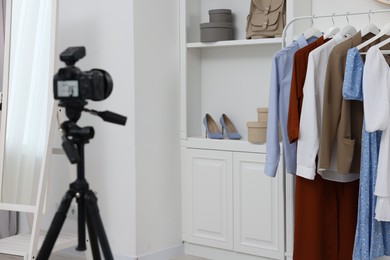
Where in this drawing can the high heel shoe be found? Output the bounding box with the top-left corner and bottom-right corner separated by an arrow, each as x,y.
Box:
203,114 -> 223,139
220,114 -> 241,140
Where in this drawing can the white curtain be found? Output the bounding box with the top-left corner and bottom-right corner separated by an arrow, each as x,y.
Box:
2,0 -> 54,205
0,0 -> 17,239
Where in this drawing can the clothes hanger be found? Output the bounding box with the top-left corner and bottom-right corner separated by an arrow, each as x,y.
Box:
370,34 -> 390,55
335,12 -> 357,38
375,36 -> 390,49
303,15 -> 323,39
360,32 -> 390,55
359,37 -> 390,55
357,22 -> 390,51
375,0 -> 390,4
361,10 -> 380,36
323,13 -> 340,39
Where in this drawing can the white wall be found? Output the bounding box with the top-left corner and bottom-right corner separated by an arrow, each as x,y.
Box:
51,0 -> 181,259
55,0 -> 136,258
133,0 -> 181,256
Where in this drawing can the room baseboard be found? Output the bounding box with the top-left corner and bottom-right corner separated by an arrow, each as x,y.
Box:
137,244 -> 184,260
58,243 -> 184,260
57,248 -> 137,260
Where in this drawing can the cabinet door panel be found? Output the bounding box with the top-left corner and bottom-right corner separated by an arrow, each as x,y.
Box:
185,149 -> 233,250
233,152 -> 284,259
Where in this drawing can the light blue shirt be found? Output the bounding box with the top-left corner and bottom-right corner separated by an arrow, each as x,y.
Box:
265,35 -> 316,177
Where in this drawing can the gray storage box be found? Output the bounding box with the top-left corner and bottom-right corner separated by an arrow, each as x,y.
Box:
209,9 -> 232,23
200,22 -> 234,42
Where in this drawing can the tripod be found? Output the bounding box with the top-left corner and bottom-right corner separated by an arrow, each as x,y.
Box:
37,120 -> 114,260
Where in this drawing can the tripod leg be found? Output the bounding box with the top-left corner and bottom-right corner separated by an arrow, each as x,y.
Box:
85,206 -> 102,260
76,195 -> 86,251
36,190 -> 75,260
85,190 -> 114,260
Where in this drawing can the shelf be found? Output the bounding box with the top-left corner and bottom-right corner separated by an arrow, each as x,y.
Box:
187,38 -> 282,48
183,137 -> 268,153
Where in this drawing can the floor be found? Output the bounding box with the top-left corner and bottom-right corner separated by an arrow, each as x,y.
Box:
0,254 -> 74,260
0,253 -> 209,260
171,256 -> 209,260
0,253 -> 83,260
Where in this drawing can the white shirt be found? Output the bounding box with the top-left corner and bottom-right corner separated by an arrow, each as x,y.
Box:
362,45 -> 390,221
296,34 -> 359,182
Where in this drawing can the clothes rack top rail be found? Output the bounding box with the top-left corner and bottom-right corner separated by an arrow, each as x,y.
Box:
282,8 -> 390,47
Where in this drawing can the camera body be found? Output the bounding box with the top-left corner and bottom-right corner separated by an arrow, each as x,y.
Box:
53,47 -> 113,102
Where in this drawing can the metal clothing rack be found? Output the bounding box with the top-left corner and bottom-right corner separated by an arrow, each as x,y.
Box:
281,10 -> 390,254
282,8 -> 390,47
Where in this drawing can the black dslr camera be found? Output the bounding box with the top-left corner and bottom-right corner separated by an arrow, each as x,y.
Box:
54,46 -> 112,102
53,46 -> 126,125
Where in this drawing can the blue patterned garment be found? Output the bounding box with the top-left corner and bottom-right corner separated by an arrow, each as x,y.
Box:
343,47 -> 390,260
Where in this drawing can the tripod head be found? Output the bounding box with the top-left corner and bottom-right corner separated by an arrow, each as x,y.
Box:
58,100 -> 127,125
59,100 -> 127,164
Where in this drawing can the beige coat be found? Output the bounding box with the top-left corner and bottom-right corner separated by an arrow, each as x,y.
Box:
318,32 -> 380,179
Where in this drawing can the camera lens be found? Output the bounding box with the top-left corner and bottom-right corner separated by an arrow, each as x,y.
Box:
89,69 -> 113,101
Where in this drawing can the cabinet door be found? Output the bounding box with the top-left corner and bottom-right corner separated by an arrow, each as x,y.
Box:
233,152 -> 284,259
184,148 -> 233,250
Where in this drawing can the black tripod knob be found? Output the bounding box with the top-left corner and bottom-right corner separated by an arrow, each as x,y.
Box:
60,121 -> 95,164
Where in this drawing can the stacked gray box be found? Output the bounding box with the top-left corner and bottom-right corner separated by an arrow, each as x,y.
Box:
209,9 -> 233,23
200,9 -> 234,42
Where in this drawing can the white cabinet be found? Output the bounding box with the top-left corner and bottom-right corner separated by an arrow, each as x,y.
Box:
184,149 -> 233,250
183,147 -> 284,259
233,152 -> 284,259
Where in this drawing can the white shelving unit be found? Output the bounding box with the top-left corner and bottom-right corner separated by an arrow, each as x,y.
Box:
180,0 -> 312,260
180,0 -> 311,148
187,38 -> 283,48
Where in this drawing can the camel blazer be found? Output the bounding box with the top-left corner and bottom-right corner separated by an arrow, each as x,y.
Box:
318,32 -> 377,180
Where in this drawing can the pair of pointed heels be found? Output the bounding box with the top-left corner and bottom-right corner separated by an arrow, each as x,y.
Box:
203,113 -> 241,140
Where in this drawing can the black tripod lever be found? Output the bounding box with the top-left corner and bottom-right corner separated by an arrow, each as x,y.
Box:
60,120 -> 94,164
84,108 -> 127,125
